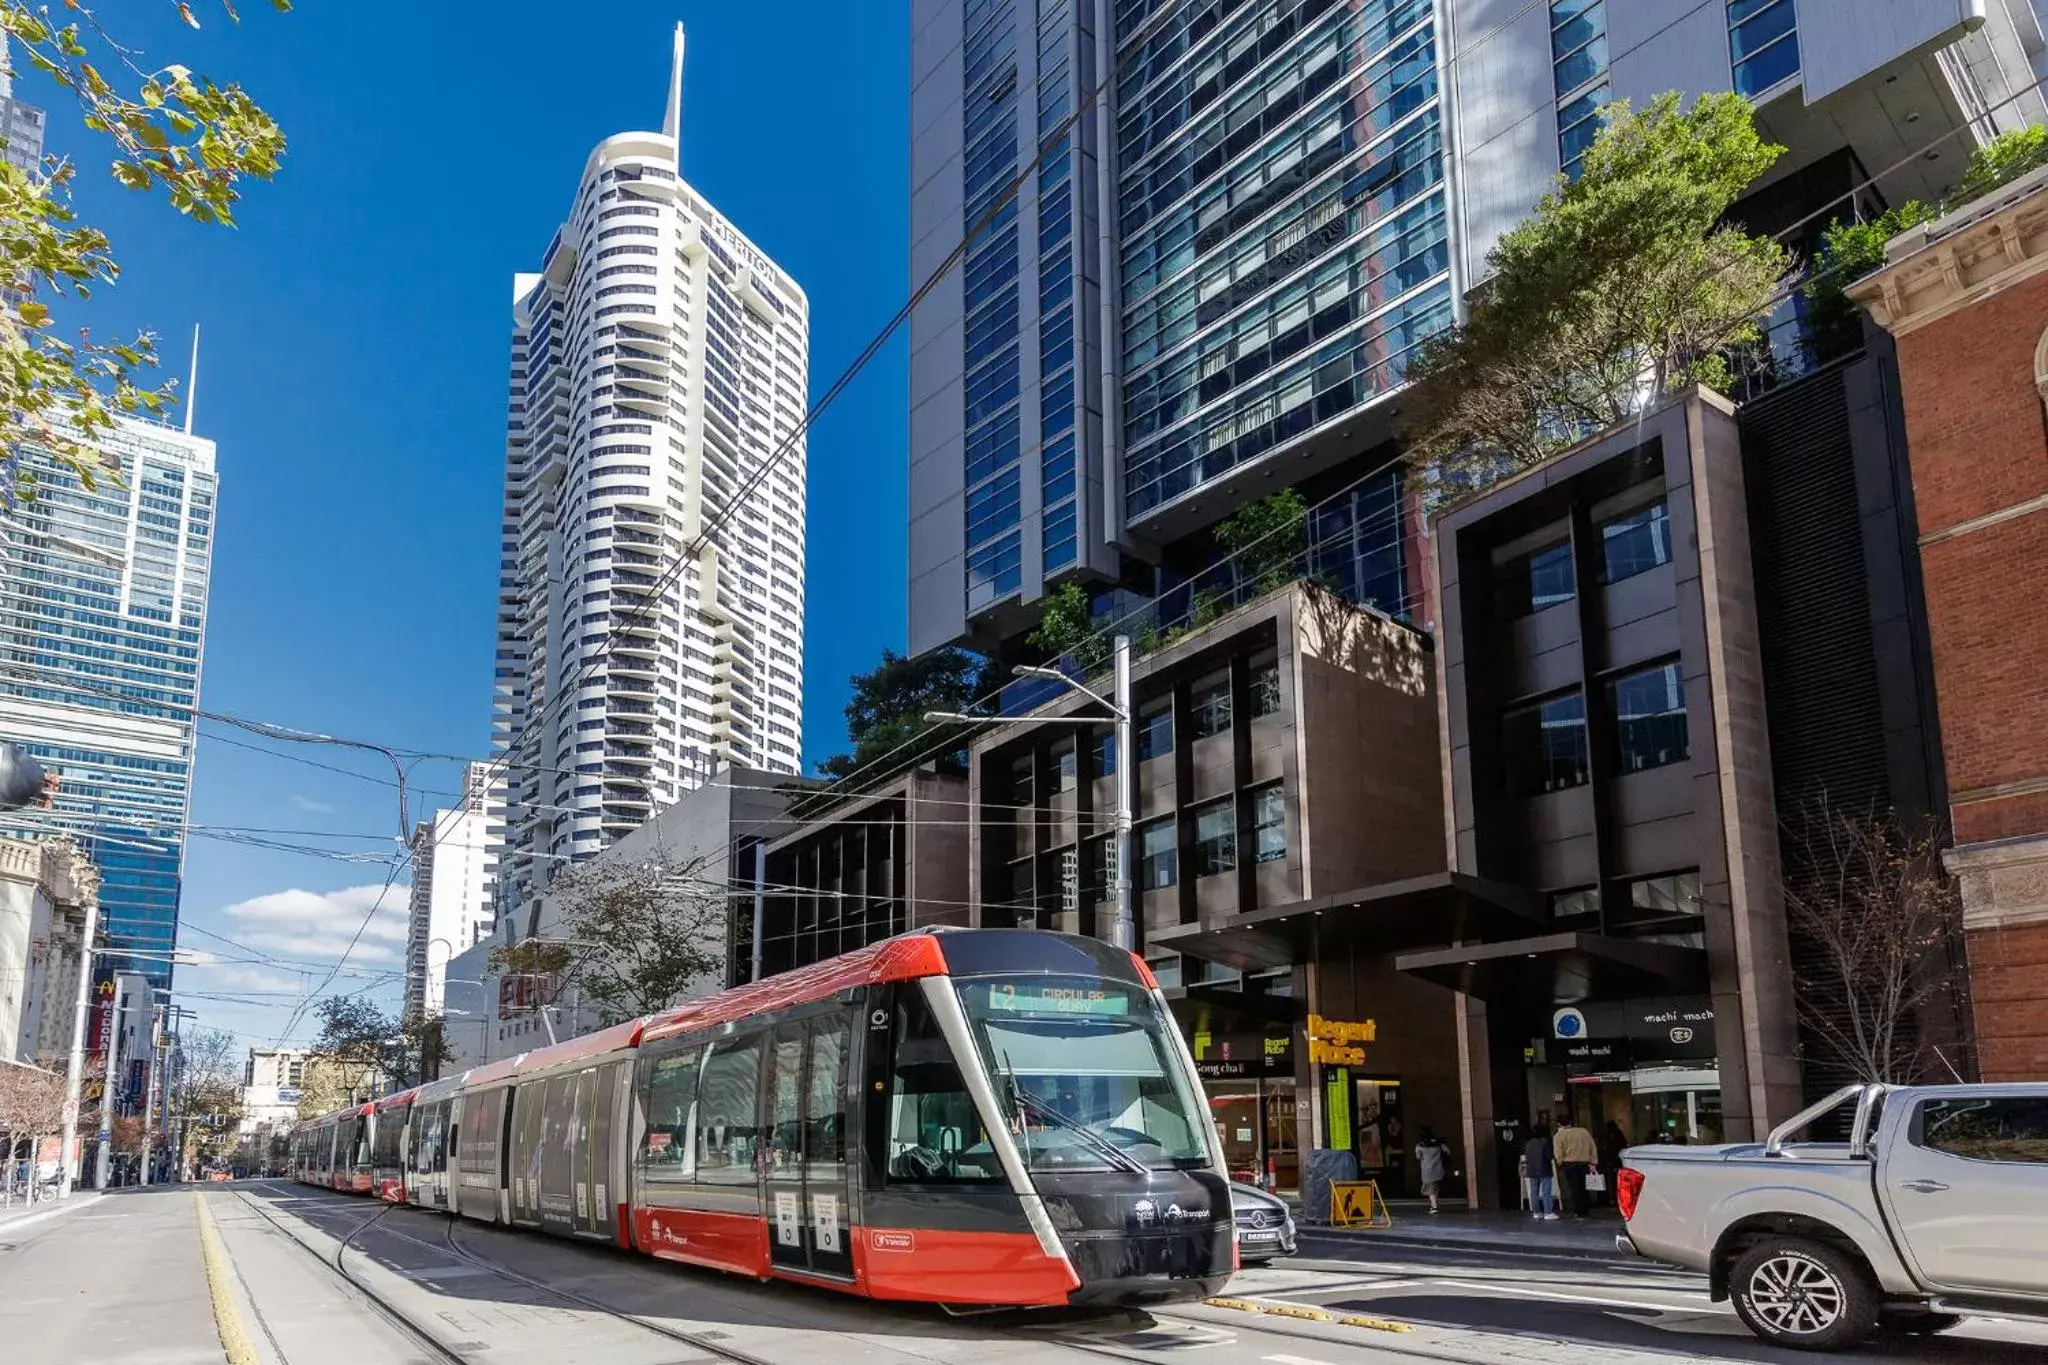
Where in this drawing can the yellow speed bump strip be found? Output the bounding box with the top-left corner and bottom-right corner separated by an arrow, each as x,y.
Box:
195,1192 -> 261,1365
1201,1297 -> 1414,1334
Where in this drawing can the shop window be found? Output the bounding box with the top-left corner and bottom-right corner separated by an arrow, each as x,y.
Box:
1251,662 -> 1282,718
1912,1096 -> 2048,1165
1504,690 -> 1589,794
1610,660 -> 1688,772
1252,783 -> 1286,863
1498,539 -> 1576,617
1600,500 -> 1671,583
1139,816 -> 1177,889
1190,678 -> 1232,739
1137,702 -> 1174,761
1092,729 -> 1117,777
1191,799 -> 1236,877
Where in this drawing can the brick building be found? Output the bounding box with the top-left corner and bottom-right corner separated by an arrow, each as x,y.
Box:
1852,163 -> 2048,1082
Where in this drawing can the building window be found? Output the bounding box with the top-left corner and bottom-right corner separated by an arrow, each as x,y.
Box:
1728,0 -> 1799,99
1190,678 -> 1232,739
1007,858 -> 1035,920
1092,729 -> 1116,778
1504,690 -> 1589,794
1551,887 -> 1599,920
1137,702 -> 1173,761
1500,540 -> 1576,617
1617,871 -> 1702,926
1052,743 -> 1076,793
1009,755 -> 1034,807
1252,784 -> 1286,863
1139,817 -> 1177,890
1600,500 -> 1671,583
1550,1 -> 1609,177
1146,952 -> 1182,989
1610,661 -> 1688,773
1057,846 -> 1078,912
1190,800 -> 1236,878
1250,662 -> 1281,718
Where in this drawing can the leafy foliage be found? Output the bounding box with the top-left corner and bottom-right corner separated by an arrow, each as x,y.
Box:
172,1026 -> 242,1160
504,853 -> 731,1028
0,0 -> 289,509
1802,200 -> 1938,358
1027,581 -> 1108,673
1403,93 -> 1787,488
1215,489 -> 1308,595
307,996 -> 447,1091
816,647 -> 988,779
1949,122 -> 2048,210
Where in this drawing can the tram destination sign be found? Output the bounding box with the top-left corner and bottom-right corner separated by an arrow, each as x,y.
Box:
987,983 -> 1132,1016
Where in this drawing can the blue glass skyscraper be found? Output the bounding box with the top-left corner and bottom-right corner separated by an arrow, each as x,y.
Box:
0,417 -> 217,993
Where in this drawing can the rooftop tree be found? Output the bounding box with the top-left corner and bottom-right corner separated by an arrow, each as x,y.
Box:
1402,92 -> 1788,492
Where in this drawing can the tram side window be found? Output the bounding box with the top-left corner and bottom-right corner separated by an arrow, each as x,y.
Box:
887,989 -> 1000,1182
641,1048 -> 700,1182
696,1037 -> 762,1184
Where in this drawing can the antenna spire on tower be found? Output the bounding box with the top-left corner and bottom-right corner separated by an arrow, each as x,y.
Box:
184,324 -> 200,436
663,22 -> 685,167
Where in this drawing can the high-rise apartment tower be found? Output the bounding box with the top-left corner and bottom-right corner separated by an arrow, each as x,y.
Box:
492,27 -> 808,915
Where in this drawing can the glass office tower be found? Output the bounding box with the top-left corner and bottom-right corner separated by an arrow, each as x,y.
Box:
0,418 -> 217,992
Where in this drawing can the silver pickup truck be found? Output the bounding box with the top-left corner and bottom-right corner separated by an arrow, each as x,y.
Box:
1617,1082 -> 2048,1351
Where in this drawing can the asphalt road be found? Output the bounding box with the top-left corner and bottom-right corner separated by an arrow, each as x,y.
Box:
5,1182 -> 2046,1365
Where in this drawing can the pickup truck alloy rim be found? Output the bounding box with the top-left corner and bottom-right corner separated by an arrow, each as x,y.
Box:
1748,1255 -> 1845,1335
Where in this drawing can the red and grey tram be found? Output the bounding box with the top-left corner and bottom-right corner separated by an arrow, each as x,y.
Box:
289,929 -> 1233,1306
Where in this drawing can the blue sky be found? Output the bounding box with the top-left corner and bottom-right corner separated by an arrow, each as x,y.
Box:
39,3 -> 909,1047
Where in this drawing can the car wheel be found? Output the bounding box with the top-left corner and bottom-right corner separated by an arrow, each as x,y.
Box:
1730,1239 -> 1878,1352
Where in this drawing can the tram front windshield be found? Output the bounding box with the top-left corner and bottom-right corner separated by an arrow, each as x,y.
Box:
955,975 -> 1209,1172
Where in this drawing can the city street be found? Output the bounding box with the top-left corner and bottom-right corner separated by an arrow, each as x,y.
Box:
4,1183 -> 2045,1365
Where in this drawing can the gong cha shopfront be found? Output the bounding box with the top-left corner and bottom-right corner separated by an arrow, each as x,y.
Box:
1186,1012 -> 1387,1196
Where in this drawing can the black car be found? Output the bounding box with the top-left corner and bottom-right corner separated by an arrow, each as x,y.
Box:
1228,1181 -> 1297,1264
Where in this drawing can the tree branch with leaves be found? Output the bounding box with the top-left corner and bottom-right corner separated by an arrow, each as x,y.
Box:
0,0 -> 287,510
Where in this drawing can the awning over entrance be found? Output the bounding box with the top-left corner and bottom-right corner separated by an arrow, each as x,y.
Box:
1147,871 -> 1547,973
1392,931 -> 1707,1003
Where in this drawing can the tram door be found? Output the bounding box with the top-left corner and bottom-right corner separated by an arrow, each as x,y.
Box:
763,1012 -> 853,1278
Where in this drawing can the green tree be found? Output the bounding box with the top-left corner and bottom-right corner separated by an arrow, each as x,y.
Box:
1403,92 -> 1787,490
1802,200 -> 1938,358
0,1 -> 288,510
1215,489 -> 1308,596
497,852 -> 730,1028
1027,581 -> 1108,672
307,996 -> 449,1089
815,647 -> 988,779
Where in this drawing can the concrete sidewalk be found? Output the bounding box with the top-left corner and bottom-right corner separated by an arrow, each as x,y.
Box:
1294,1202 -> 1633,1258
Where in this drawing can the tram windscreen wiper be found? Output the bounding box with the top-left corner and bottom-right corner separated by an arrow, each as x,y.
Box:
1002,1067 -> 1146,1175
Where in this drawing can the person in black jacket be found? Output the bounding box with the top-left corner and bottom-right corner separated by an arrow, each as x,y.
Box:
1524,1124 -> 1557,1220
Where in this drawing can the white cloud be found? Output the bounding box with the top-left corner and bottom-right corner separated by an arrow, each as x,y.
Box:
218,882 -> 411,964
290,795 -> 337,815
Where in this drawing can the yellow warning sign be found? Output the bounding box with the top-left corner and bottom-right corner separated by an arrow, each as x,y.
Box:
1328,1179 -> 1392,1228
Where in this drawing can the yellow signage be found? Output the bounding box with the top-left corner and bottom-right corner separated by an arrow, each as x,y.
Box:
1329,1180 -> 1392,1228
1307,1014 -> 1376,1066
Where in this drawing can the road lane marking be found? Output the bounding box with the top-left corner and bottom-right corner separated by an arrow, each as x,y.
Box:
194,1192 -> 261,1365
1264,1353 -> 1341,1365
1421,1277 -> 1724,1315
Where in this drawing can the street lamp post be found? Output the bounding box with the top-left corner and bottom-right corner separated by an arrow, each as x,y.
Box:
927,633 -> 1135,952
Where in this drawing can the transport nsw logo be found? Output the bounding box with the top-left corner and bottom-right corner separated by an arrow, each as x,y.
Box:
870,1230 -> 916,1252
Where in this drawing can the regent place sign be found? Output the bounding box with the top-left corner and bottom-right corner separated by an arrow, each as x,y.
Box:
1307,1014 -> 1376,1066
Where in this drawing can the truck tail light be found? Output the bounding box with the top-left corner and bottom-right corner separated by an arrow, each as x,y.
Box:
1616,1167 -> 1645,1221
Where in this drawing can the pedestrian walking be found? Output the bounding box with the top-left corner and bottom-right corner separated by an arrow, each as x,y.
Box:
1554,1117 -> 1598,1218
1524,1124 -> 1557,1220
1414,1127 -> 1452,1214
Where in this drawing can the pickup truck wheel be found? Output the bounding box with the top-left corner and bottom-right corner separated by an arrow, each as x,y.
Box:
1730,1238 -> 1877,1352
